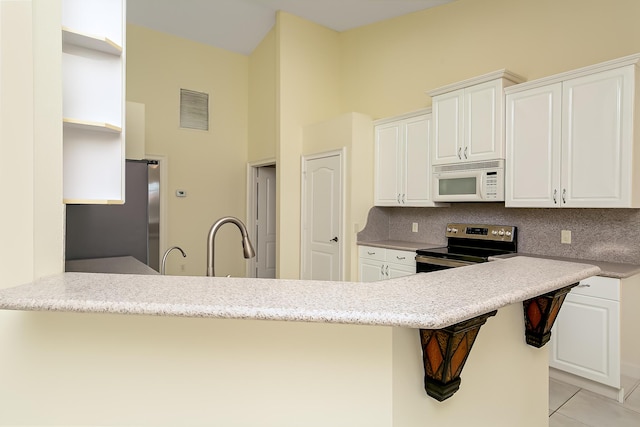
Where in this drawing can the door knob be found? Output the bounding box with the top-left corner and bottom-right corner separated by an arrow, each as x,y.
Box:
330,236 -> 338,242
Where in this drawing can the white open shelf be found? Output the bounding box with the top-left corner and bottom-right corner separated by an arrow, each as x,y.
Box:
63,118 -> 122,133
62,26 -> 122,56
62,0 -> 125,205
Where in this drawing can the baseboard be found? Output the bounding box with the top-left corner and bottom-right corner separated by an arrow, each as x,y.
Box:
549,367 -> 625,403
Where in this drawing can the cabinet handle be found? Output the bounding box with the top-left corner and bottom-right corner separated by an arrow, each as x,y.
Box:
397,194 -> 401,204
553,189 -> 557,204
385,265 -> 389,276
458,147 -> 462,159
562,188 -> 566,204
576,283 -> 591,288
402,194 -> 406,204
367,251 -> 376,255
381,265 -> 385,275
396,256 -> 406,260
464,146 -> 468,159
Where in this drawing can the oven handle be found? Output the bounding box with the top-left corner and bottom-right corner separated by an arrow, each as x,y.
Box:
415,255 -> 476,268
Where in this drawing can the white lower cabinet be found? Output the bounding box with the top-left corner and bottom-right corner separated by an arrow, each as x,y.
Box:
550,276 -> 620,388
358,246 -> 416,282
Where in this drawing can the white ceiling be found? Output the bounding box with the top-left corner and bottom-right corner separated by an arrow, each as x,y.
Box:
127,0 -> 456,55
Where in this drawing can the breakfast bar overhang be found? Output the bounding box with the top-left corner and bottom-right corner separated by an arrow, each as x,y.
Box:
0,257 -> 600,426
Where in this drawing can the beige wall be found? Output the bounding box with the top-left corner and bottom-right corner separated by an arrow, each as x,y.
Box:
275,12 -> 343,278
0,0 -> 63,287
126,25 -> 250,277
248,28 -> 277,163
340,0 -> 640,119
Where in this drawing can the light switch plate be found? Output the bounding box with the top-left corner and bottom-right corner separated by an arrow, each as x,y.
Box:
412,222 -> 419,233
561,230 -> 571,244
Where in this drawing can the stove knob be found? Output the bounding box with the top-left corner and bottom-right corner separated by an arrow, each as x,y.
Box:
505,231 -> 512,237
498,229 -> 505,236
447,227 -> 452,232
451,228 -> 458,233
492,230 -> 498,236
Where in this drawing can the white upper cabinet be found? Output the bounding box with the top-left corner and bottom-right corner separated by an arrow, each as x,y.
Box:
374,110 -> 444,207
506,54 -> 640,208
429,70 -> 525,166
62,0 -> 126,204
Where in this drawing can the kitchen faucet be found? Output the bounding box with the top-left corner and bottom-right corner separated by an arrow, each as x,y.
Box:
206,216 -> 255,277
160,246 -> 187,275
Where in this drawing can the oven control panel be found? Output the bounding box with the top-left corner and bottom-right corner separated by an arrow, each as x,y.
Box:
445,223 -> 516,242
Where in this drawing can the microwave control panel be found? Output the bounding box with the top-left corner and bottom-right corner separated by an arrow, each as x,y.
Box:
484,171 -> 498,199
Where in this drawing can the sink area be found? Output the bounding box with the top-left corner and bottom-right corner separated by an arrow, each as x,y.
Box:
65,256 -> 160,275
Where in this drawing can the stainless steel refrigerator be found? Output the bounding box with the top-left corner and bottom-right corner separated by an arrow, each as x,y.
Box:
65,160 -> 160,271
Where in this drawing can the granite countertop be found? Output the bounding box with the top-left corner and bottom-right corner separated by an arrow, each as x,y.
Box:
490,253 -> 640,279
358,240 -> 443,251
65,256 -> 160,275
0,257 -> 599,329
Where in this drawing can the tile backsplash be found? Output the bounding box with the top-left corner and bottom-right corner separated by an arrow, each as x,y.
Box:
357,204 -> 640,265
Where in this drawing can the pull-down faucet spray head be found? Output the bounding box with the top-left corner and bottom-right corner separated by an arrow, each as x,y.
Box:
207,216 -> 255,277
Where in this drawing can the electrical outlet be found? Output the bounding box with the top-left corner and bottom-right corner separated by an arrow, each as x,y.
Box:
412,222 -> 419,233
561,230 -> 572,244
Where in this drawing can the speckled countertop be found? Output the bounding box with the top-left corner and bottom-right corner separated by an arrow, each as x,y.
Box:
490,254 -> 640,279
357,240 -> 443,251
0,257 -> 599,329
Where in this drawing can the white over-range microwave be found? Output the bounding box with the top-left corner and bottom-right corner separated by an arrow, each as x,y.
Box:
432,160 -> 505,202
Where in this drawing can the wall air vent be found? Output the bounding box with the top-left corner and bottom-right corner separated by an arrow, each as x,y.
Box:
179,88 -> 209,131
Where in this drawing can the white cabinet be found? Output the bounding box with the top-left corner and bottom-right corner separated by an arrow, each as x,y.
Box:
550,276 -> 620,388
62,0 -> 126,204
506,54 -> 640,208
358,246 -> 415,282
374,110 -> 442,207
429,70 -> 524,166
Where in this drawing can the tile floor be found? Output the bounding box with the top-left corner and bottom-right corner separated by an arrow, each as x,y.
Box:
549,375 -> 640,426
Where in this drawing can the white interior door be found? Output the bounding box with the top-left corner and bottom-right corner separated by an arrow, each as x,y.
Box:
256,166 -> 276,278
302,152 -> 343,281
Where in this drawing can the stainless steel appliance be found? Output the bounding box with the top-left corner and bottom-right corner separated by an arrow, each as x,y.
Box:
416,223 -> 517,273
65,160 -> 161,271
432,159 -> 504,202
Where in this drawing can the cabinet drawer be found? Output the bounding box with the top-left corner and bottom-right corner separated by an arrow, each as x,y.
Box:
571,276 -> 620,301
386,249 -> 416,267
359,246 -> 386,262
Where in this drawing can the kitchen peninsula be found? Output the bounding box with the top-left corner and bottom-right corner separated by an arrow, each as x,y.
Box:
0,257 -> 599,426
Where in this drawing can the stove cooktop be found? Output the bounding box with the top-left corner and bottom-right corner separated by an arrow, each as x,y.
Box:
416,223 -> 518,263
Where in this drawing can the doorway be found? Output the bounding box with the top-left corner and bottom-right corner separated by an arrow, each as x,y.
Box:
301,150 -> 344,281
248,161 -> 277,278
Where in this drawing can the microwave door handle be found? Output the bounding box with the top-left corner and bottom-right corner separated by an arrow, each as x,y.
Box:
478,173 -> 485,200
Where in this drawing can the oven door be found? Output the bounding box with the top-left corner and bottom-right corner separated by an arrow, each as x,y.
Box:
415,255 -> 477,273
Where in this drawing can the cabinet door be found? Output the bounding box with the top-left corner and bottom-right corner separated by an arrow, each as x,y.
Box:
374,122 -> 402,206
432,89 -> 464,165
359,258 -> 384,282
550,293 -> 620,388
386,262 -> 416,279
505,84 -> 562,207
403,114 -> 431,205
465,80 -> 503,162
562,66 -> 634,207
